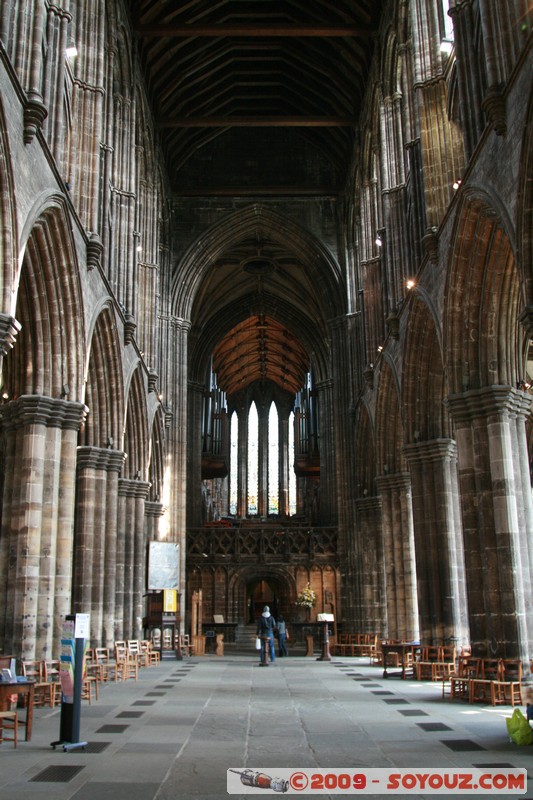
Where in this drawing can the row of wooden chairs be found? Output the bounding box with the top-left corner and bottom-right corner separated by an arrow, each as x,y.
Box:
443,656 -> 523,706
333,633 -> 378,659
18,639 -> 162,711
21,658 -> 100,707
415,645 -> 457,681
86,640 -> 161,684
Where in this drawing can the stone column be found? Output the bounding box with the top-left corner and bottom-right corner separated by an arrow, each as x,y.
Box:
315,378 -> 335,524
448,386 -> 533,663
278,410 -> 290,516
258,401 -> 268,516
74,447 -> 126,646
0,395 -> 87,659
145,501 -> 166,541
376,473 -> 419,641
237,404 -> 248,517
353,496 -> 387,635
117,477 -> 150,640
404,439 -> 469,647
187,381 -> 204,526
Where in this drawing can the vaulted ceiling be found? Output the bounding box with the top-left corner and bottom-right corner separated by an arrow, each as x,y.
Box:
132,0 -> 383,398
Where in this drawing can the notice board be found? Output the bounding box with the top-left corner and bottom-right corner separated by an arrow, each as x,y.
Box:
147,542 -> 180,590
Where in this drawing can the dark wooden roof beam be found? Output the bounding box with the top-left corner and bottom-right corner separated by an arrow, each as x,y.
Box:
158,116 -> 354,128
136,24 -> 374,38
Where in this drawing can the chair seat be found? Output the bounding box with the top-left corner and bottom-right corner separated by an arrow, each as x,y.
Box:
0,710 -> 18,748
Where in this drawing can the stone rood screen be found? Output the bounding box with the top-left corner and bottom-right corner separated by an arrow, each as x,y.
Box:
147,542 -> 180,590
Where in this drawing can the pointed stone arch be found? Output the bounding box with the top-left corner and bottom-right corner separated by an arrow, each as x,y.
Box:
375,358 -> 406,475
402,293 -> 450,442
444,189 -> 521,394
353,400 -> 377,498
172,204 -> 346,323
444,190 -> 533,662
0,100 -> 17,315
81,303 -> 125,449
124,365 -> 150,480
5,199 -> 85,400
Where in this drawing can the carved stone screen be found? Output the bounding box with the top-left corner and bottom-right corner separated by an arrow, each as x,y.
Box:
147,542 -> 180,590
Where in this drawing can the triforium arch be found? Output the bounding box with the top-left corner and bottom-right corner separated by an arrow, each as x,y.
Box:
445,189 -> 533,664
0,201 -> 87,659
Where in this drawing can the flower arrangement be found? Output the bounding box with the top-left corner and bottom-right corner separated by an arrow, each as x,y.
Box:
295,582 -> 317,609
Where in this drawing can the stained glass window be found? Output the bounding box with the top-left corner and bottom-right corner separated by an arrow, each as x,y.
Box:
268,402 -> 279,514
247,402 -> 258,515
229,410 -> 238,514
288,411 -> 296,515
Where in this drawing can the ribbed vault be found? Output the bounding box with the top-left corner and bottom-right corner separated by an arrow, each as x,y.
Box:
183,204 -> 345,398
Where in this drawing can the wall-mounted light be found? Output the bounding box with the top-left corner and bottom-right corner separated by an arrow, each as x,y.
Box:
453,179 -> 462,190
440,39 -> 453,55
377,345 -> 383,352
406,279 -> 416,290
65,43 -> 78,58
375,234 -> 383,247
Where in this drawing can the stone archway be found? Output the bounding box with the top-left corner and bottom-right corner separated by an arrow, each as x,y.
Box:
229,565 -> 297,627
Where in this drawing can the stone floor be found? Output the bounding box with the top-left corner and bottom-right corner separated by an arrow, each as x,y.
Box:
0,653 -> 532,799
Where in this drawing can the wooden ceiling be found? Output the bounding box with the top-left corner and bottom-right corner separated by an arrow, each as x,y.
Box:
133,0 -> 381,195
132,1 -> 382,398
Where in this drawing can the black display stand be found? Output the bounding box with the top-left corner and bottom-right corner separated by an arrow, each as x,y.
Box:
51,616 -> 88,752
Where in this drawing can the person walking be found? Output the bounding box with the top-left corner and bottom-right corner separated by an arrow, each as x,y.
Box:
277,615 -> 288,657
256,605 -> 276,665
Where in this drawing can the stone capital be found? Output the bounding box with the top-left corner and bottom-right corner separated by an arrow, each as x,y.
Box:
76,445 -> 127,473
403,438 -> 457,466
375,471 -> 411,492
118,477 -> 151,499
0,314 -> 21,357
0,394 -> 88,431
446,385 -> 531,424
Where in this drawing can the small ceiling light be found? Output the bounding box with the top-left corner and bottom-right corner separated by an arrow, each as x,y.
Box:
406,279 -> 415,290
453,179 -> 462,190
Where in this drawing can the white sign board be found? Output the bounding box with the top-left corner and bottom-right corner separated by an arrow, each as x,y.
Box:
74,613 -> 91,639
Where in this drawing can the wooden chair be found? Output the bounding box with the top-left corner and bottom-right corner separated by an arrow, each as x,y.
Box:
491,659 -> 523,706
469,658 -> 504,703
444,656 -> 480,700
0,710 -> 18,748
141,639 -> 160,666
94,647 -> 115,681
127,640 -> 143,665
178,634 -> 194,657
21,660 -> 55,707
415,646 -> 442,680
43,659 -> 61,707
114,642 -> 138,681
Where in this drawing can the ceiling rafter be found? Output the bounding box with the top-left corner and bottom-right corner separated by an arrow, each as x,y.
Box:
135,23 -> 374,37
